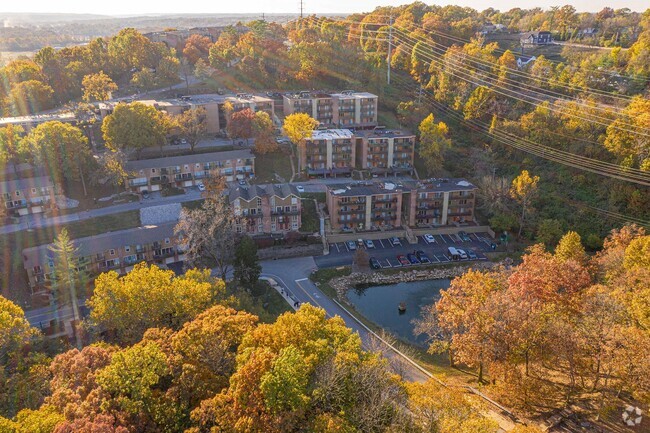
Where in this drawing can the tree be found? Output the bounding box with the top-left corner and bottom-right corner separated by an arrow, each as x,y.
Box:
183,35 -> 212,65
536,219 -> 564,248
623,235 -> 650,271
283,113 -> 318,172
81,71 -> 117,102
25,121 -> 92,192
88,264 -> 220,344
603,97 -> 650,170
554,231 -> 586,263
175,196 -> 235,280
418,113 -> 451,174
233,236 -> 262,288
175,107 -> 207,153
130,69 -> 156,91
396,100 -> 428,129
226,108 -> 255,144
0,296 -> 37,361
8,80 -> 54,115
157,56 -> 180,89
101,102 -> 169,156
510,170 -> 540,237
252,111 -> 279,154
0,124 -> 27,174
48,228 -> 87,349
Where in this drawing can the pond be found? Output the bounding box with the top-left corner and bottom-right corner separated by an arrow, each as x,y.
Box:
346,279 -> 452,346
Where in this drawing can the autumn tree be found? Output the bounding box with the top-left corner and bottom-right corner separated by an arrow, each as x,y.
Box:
88,264 -> 221,344
157,56 -> 180,89
183,35 -> 212,65
0,296 -> 37,361
283,113 -> 318,172
0,124 -> 27,174
510,170 -> 540,237
81,71 -> 117,102
175,107 -> 207,153
233,236 -> 262,289
101,102 -> 170,157
418,113 -> 451,174
603,96 -> 650,170
226,108 -> 255,144
554,231 -> 586,263
252,111 -> 279,154
8,80 -> 54,115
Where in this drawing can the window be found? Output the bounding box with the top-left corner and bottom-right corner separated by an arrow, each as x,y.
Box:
165,238 -> 170,244
184,165 -> 189,170
15,191 -> 20,197
151,168 -> 156,173
31,188 -> 37,194
291,197 -> 298,205
125,246 -> 130,253
33,265 -> 42,274
109,249 -> 115,255
257,198 -> 262,207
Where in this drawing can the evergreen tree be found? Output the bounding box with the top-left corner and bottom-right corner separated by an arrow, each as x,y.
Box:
233,236 -> 262,289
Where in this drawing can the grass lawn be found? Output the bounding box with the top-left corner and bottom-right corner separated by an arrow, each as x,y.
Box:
378,109 -> 402,129
299,198 -> 319,233
252,149 -> 294,184
309,267 -> 352,298
226,280 -> 292,323
0,210 -> 141,308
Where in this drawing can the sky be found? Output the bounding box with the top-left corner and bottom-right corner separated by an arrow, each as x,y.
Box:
0,0 -> 647,16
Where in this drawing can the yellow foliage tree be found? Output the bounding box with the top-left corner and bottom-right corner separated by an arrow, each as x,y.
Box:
510,170 -> 540,237
282,113 -> 318,172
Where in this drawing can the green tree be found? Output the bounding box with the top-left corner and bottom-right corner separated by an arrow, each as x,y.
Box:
283,113 -> 318,172
0,124 -> 27,174
175,107 -> 207,153
81,71 -> 117,102
554,231 -> 586,263
8,80 -> 54,115
88,264 -> 220,344
418,113 -> 451,174
233,236 -> 262,288
536,219 -> 565,248
157,56 -> 180,89
101,102 -> 169,157
510,170 -> 540,238
130,69 -> 157,91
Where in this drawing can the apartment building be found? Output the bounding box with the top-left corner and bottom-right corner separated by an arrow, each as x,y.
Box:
283,91 -> 378,128
402,179 -> 477,227
229,184 -> 302,235
22,222 -> 184,290
326,182 -> 404,231
0,111 -> 78,133
326,178 -> 477,232
124,149 -> 255,192
99,93 -> 275,135
1,176 -> 59,216
354,129 -> 416,174
300,129 -> 355,176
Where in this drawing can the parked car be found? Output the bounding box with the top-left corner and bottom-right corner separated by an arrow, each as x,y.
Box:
141,190 -> 150,199
397,255 -> 410,266
423,233 -> 436,244
238,179 -> 246,186
296,185 -> 305,193
407,253 -> 420,264
390,237 -> 402,246
346,240 -> 357,251
416,250 -> 431,263
458,231 -> 471,241
466,249 -> 478,260
457,248 -> 469,259
364,239 -> 375,249
369,257 -> 381,269
197,182 -> 206,192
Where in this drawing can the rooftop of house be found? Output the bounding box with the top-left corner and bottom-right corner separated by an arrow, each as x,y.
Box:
124,149 -> 254,171
354,129 -> 415,139
402,178 -> 477,193
228,183 -> 298,202
327,181 -> 403,197
22,222 -> 179,267
0,176 -> 54,193
307,129 -> 354,140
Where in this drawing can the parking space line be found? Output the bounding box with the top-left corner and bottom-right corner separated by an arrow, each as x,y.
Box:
438,235 -> 447,244
335,243 -> 340,253
344,243 -> 349,252
383,259 -> 392,268
378,239 -> 384,248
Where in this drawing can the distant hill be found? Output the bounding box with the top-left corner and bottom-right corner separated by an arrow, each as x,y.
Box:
0,12 -> 112,24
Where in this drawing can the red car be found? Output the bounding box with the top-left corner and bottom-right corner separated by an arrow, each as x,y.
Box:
397,255 -> 410,266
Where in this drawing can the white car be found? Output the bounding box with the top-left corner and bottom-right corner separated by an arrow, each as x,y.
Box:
364,239 -> 375,249
197,182 -> 206,192
423,234 -> 436,244
296,185 -> 305,193
457,248 -> 469,260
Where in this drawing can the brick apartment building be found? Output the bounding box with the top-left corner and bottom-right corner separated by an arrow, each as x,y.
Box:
1,176 -> 59,216
22,222 -> 184,290
300,129 -> 356,176
326,182 -> 404,231
300,129 -> 416,177
326,178 -> 477,232
99,93 -> 275,135
229,184 -> 302,235
354,129 -> 416,174
283,91 -> 378,128
124,149 -> 255,192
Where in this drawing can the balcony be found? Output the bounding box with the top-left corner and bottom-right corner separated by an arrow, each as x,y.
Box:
175,173 -> 192,181
128,179 -> 148,187
340,215 -> 365,223
371,214 -> 396,221
447,210 -> 474,217
373,197 -> 397,204
160,168 -> 169,175
153,249 -> 176,259
450,193 -> 475,200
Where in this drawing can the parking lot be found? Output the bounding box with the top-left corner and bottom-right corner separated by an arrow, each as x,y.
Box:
314,232 -> 495,269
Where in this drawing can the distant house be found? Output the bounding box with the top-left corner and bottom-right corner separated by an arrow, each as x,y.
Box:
1,176 -> 59,216
578,28 -> 598,37
520,31 -> 553,46
517,56 -> 537,68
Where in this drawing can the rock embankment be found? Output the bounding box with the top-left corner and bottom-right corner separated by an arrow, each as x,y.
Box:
330,262 -> 496,300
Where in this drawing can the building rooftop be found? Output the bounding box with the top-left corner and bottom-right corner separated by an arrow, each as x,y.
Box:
402,178 -> 477,193
327,181 -> 403,197
22,222 -> 178,267
125,149 -> 254,172
0,111 -> 77,126
0,176 -> 54,193
353,129 -> 415,139
228,183 -> 298,202
307,129 -> 354,140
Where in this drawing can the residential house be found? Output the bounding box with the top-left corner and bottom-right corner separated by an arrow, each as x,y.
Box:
1,176 -> 58,216
354,129 -> 416,174
300,129 -> 355,177
228,184 -> 302,235
326,182 -> 404,231
22,222 -> 184,290
520,31 -> 553,46
402,179 -> 477,227
283,91 -> 378,129
124,149 -> 255,192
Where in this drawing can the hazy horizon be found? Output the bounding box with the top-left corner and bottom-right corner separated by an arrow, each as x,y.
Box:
0,0 -> 648,17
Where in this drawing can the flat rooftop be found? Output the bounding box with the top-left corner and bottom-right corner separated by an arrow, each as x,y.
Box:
308,129 -> 354,140
354,129 -> 415,138
125,149 -> 254,171
402,178 -> 477,193
328,181 -> 403,197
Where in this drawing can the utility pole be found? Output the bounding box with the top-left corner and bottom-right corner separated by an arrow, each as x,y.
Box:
300,0 -> 304,19
387,15 -> 393,85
